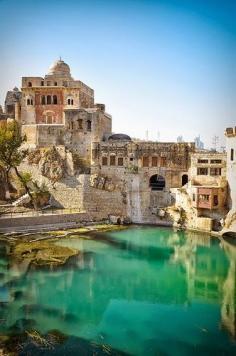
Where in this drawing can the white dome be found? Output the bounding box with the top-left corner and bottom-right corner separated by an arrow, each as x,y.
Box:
48,59 -> 72,78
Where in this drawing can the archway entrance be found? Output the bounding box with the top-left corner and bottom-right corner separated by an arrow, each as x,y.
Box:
182,174 -> 188,186
149,175 -> 165,191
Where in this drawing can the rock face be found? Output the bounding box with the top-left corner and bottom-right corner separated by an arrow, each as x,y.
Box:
40,147 -> 65,183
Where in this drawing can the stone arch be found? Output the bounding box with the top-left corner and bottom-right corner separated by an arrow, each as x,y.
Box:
182,174 -> 188,186
87,120 -> 92,131
149,174 -> 165,191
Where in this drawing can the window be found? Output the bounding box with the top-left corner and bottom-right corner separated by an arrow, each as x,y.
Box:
182,174 -> 188,186
87,120 -> 92,131
197,167 -> 208,175
193,194 -> 196,202
28,82 -> 32,87
118,157 -> 123,166
41,81 -> 44,86
110,156 -> 116,166
210,168 -> 221,176
78,119 -> 83,129
53,95 -> 57,105
198,159 -> 208,164
54,82 -> 57,86
102,157 -> 108,166
160,157 -> 167,167
67,98 -> 74,105
46,115 -> 52,124
30,99 -> 33,105
47,81 -> 51,86
210,159 -> 222,164
143,156 -> 149,167
149,175 -> 165,191
47,95 -> 51,105
27,99 -> 31,105
213,195 -> 218,206
152,157 -> 158,167
41,96 -> 46,105
231,149 -> 234,161
199,194 -> 209,202
71,122 -> 74,130
130,157 -> 134,162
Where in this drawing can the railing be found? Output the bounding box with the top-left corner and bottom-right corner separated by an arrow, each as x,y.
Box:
0,208 -> 86,219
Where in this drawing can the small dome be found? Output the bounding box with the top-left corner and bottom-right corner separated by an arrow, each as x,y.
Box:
48,59 -> 72,78
108,133 -> 132,141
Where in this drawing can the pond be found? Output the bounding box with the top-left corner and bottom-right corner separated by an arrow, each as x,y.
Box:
0,226 -> 236,355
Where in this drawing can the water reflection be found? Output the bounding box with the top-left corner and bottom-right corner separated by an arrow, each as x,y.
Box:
0,228 -> 236,354
220,237 -> 236,339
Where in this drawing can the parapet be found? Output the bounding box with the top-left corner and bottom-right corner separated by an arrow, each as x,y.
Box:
225,127 -> 236,137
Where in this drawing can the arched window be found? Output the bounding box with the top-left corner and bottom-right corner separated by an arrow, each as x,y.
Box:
27,99 -> 30,105
53,95 -> 57,105
47,95 -> 52,105
47,114 -> 52,124
149,175 -> 165,191
41,96 -> 46,105
41,81 -> 44,86
182,174 -> 188,186
28,82 -> 32,87
78,119 -> 83,129
30,99 -> 33,105
67,98 -> 71,105
71,99 -> 74,105
54,82 -> 57,86
87,120 -> 91,131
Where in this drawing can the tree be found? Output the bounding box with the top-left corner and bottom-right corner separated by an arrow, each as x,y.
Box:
0,120 -> 31,199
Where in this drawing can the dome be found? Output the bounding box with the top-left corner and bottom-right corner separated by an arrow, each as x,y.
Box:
108,133 -> 132,141
48,59 -> 72,78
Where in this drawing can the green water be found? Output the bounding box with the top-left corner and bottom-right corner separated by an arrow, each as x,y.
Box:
0,226 -> 236,355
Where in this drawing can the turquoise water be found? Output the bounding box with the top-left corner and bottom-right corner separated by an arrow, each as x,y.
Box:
0,226 -> 236,355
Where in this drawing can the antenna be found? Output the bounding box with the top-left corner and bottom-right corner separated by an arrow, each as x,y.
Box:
212,135 -> 219,151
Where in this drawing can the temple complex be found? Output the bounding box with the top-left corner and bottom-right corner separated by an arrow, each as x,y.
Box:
1,59 -> 235,234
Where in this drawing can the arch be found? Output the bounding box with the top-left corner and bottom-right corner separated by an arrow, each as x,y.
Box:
71,99 -> 74,105
47,95 -> 52,105
182,174 -> 188,186
27,98 -> 31,105
78,119 -> 83,129
67,98 -> 71,105
53,95 -> 57,104
41,96 -> 46,105
28,82 -> 32,87
149,174 -> 165,191
87,120 -> 91,131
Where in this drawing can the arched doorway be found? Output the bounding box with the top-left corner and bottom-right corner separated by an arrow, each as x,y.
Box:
149,175 -> 165,191
182,174 -> 188,186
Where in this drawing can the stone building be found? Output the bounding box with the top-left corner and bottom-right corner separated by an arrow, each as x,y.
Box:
174,151 -> 227,232
1,59 -> 234,233
16,59 -> 112,166
223,127 -> 236,233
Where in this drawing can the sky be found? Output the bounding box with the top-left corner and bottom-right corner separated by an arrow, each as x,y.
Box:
0,0 -> 235,148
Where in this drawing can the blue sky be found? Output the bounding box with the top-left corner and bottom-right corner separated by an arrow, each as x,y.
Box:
0,0 -> 235,148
